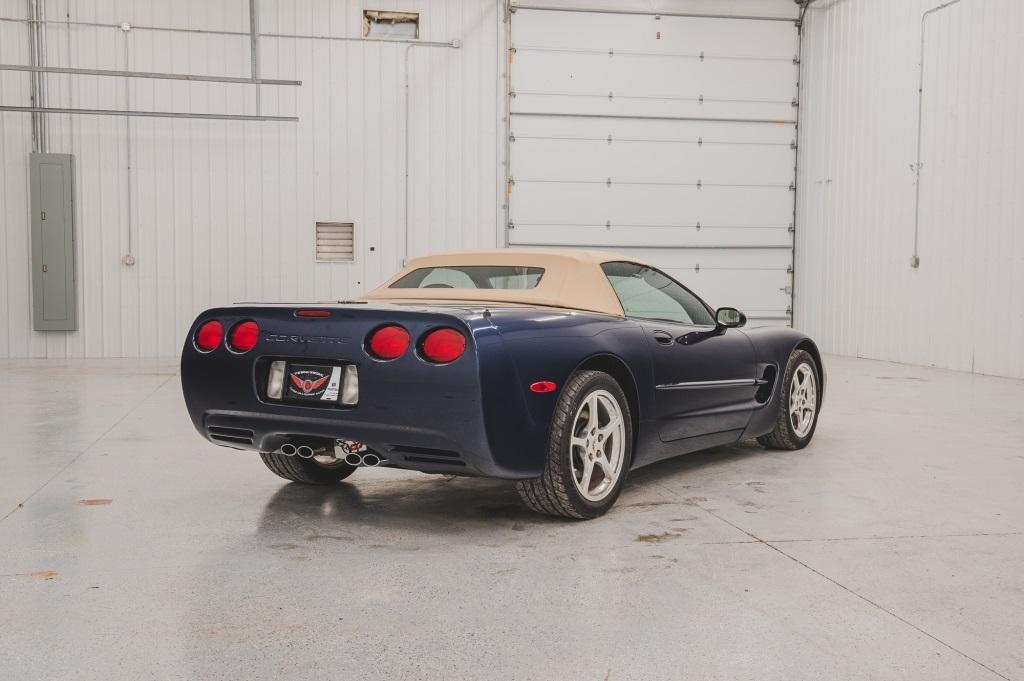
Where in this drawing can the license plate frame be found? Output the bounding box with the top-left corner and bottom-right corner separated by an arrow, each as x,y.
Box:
283,363 -> 345,404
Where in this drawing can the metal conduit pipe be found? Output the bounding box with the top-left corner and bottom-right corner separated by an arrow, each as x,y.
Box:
403,39 -> 461,265
26,0 -> 48,152
911,0 -> 963,269
0,63 -> 301,85
122,32 -> 135,266
0,105 -> 298,121
0,15 -> 458,47
249,0 -> 261,117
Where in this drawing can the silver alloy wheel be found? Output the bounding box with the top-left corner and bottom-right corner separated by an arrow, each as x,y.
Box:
789,362 -> 818,438
569,389 -> 626,502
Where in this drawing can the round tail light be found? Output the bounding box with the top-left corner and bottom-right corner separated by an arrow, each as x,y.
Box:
367,325 -> 410,360
194,320 -> 223,352
420,328 -> 466,364
228,320 -> 260,353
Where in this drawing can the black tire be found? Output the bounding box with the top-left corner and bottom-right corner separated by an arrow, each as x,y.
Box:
516,370 -> 633,519
757,349 -> 820,450
259,452 -> 358,484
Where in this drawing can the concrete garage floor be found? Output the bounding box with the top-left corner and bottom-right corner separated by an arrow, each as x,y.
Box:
1,356 -> 1022,681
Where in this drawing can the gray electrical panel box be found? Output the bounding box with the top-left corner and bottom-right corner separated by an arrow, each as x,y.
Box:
30,153 -> 77,331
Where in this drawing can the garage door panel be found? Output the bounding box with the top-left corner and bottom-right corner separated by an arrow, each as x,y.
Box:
509,182 -> 613,224
513,93 -> 795,122
513,53 -> 796,116
511,183 -> 792,225
610,185 -> 793,225
511,137 -> 795,187
511,114 -> 796,145
509,223 -> 791,249
513,11 -> 797,57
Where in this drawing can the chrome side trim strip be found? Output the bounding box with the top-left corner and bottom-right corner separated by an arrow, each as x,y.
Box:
656,378 -> 761,390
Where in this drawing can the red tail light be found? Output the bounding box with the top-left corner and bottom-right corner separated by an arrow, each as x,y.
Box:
228,320 -> 260,353
529,381 -> 557,393
420,328 -> 466,364
195,320 -> 223,352
367,325 -> 410,360
295,309 -> 331,318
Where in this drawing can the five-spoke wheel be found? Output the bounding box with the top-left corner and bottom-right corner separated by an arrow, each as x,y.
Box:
758,349 -> 820,450
570,389 -> 627,503
788,362 -> 818,439
516,370 -> 633,519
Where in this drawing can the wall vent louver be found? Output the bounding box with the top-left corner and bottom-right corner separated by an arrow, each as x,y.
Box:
316,222 -> 355,262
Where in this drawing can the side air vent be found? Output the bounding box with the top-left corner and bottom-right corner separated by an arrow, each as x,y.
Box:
756,365 -> 778,404
389,445 -> 465,467
207,426 -> 255,445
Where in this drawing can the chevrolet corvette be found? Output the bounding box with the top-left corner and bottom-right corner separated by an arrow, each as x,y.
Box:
181,249 -> 823,518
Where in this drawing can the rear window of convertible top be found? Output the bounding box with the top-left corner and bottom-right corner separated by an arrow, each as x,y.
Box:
389,265 -> 545,290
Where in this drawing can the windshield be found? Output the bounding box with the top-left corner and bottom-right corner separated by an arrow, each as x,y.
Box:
390,265 -> 545,290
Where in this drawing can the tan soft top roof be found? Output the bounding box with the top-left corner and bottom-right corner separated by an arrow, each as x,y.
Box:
362,249 -> 646,316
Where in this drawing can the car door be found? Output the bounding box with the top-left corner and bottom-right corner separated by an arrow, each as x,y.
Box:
601,262 -> 759,444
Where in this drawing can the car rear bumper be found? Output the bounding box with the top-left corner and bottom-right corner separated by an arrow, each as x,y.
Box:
199,408 -> 513,476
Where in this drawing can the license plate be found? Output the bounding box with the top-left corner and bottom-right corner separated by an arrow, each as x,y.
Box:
284,364 -> 344,403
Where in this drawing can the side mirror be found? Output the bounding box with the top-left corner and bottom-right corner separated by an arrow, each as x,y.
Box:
716,307 -> 747,329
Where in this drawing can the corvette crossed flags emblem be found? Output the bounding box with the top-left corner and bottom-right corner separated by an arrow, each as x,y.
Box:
290,374 -> 329,394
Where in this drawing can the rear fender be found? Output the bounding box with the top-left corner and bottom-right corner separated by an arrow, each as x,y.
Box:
480,311 -> 652,475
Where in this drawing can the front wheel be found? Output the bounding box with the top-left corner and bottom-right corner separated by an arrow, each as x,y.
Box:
259,451 -> 358,484
757,349 -> 820,450
516,370 -> 633,519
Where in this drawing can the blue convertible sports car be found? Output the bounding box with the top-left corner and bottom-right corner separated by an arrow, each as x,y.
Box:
181,249 -> 823,518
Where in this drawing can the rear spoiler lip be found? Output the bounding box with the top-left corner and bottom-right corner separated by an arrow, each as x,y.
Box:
228,301 -> 369,306
204,302 -> 486,321
205,301 -> 510,322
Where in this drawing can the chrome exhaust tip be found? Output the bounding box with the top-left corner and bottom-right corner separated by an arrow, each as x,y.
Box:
344,452 -> 363,466
361,453 -> 381,467
296,445 -> 316,459
280,443 -> 297,456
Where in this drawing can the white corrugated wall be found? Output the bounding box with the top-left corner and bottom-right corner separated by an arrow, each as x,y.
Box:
7,0 -> 1024,371
0,0 -> 501,357
796,0 -> 1024,378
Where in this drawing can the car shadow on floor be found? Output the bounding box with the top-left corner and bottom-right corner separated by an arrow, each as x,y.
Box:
255,439 -> 769,534
625,438 -> 767,488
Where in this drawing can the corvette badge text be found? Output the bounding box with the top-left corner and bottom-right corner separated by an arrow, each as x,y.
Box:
264,333 -> 350,345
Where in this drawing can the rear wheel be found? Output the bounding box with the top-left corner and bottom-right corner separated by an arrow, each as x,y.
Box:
516,370 -> 633,519
259,452 -> 358,484
757,349 -> 820,450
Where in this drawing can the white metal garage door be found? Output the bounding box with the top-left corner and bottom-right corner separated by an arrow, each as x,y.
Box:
507,4 -> 799,324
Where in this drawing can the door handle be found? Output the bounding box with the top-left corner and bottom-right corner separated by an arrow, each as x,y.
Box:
652,330 -> 674,346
